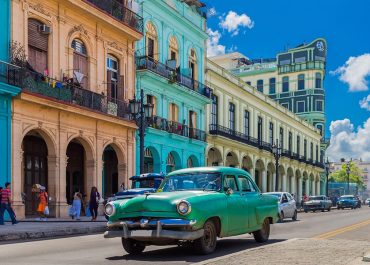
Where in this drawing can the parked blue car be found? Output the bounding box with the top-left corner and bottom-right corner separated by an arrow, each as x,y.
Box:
337,195 -> 358,210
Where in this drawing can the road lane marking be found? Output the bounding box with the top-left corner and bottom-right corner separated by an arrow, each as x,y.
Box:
313,219 -> 370,239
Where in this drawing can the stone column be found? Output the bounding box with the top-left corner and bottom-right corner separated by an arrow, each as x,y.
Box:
282,174 -> 287,192
272,172 -> 276,192
316,181 -> 321,195
47,155 -> 58,218
312,180 -> 316,195
305,179 -> 310,196
298,177 -> 303,201
262,171 -> 267,193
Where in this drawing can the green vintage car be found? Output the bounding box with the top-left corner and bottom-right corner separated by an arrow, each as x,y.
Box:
104,167 -> 278,255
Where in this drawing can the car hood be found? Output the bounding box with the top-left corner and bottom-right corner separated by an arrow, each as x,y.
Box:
114,190 -> 215,214
116,188 -> 156,196
338,199 -> 354,203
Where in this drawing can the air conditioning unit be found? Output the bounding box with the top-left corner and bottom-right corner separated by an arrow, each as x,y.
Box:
38,24 -> 52,34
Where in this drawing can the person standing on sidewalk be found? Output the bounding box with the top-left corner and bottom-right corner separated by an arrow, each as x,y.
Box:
72,190 -> 82,221
0,182 -> 18,225
37,187 -> 48,221
89,187 -> 100,221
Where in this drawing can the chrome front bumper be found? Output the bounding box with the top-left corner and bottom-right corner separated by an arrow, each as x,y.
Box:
104,218 -> 203,241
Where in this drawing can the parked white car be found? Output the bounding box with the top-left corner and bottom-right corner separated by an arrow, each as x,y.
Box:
264,192 -> 297,222
365,198 -> 370,206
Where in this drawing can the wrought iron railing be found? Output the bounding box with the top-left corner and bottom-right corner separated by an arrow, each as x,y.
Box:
85,0 -> 143,33
136,56 -> 212,98
0,60 -> 131,120
147,116 -> 206,142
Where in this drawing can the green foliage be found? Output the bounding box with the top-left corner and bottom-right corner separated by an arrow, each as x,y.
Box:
329,162 -> 366,190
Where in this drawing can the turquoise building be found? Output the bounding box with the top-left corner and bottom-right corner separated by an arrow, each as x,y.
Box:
135,0 -> 211,174
0,0 -> 21,187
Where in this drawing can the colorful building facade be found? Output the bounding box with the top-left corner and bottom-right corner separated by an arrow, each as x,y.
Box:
135,0 -> 211,174
7,0 -> 143,218
0,0 -> 20,187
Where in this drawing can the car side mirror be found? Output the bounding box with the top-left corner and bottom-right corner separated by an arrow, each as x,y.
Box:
225,187 -> 233,195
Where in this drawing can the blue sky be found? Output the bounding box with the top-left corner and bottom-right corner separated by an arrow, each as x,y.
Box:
203,0 -> 370,161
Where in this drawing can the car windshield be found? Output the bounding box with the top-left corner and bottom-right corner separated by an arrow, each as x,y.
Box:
267,193 -> 282,199
340,196 -> 354,200
131,179 -> 161,189
159,173 -> 222,192
309,196 -> 323,201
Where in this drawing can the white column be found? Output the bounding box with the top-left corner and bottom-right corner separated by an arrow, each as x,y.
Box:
282,174 -> 287,191
262,171 -> 267,193
305,179 -> 310,196
298,177 -> 303,201
312,180 -> 316,195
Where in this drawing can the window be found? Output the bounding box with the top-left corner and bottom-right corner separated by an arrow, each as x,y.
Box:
280,127 -> 284,148
225,175 -> 239,191
72,39 -> 88,89
316,145 -> 319,161
189,110 -> 197,128
146,95 -> 157,115
258,116 -> 263,143
315,72 -> 322,88
298,74 -> 305,90
297,136 -> 300,155
316,100 -> 323,111
169,103 -> 178,122
304,139 -> 307,158
28,19 -> 49,74
257,79 -> 264,92
282,76 -> 289,92
244,110 -> 250,136
297,101 -> 305,113
229,102 -> 235,131
310,142 -> 313,159
169,36 -> 179,67
189,49 -> 198,81
146,22 -> 158,60
269,78 -> 276,94
211,95 -> 218,126
269,122 -> 274,145
107,55 -> 122,101
288,132 -> 292,152
281,103 -> 290,110
316,124 -> 323,135
238,176 -> 256,192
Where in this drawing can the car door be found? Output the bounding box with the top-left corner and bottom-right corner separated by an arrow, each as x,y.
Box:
238,175 -> 261,230
281,193 -> 290,217
224,174 -> 245,235
286,193 -> 295,217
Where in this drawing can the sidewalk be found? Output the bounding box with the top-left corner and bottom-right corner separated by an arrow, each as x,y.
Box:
0,216 -> 106,242
195,238 -> 370,265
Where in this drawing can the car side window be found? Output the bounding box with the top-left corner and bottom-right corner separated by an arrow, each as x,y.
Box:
224,175 -> 239,191
238,176 -> 252,192
287,194 -> 293,201
282,194 -> 288,202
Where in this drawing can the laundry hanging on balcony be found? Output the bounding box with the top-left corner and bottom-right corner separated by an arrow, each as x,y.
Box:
73,71 -> 84,84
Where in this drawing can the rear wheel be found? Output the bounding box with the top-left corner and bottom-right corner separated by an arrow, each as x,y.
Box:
121,238 -> 145,255
253,218 -> 270,243
194,220 -> 217,255
328,207 -> 331,211
278,211 -> 284,222
292,210 -> 298,221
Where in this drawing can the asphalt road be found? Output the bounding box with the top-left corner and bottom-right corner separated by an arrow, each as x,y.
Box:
1,207 -> 370,265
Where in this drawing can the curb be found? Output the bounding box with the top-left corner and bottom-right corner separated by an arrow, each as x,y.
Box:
0,226 -> 106,242
193,238 -> 300,265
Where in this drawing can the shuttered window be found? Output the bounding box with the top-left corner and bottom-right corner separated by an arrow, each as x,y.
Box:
72,39 -> 88,89
28,19 -> 48,74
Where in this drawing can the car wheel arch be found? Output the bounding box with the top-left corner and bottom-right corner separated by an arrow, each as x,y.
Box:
205,216 -> 222,237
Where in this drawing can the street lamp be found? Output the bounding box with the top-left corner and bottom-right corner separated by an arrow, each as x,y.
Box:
346,159 -> 351,195
325,157 -> 330,196
129,88 -> 154,174
272,139 -> 282,192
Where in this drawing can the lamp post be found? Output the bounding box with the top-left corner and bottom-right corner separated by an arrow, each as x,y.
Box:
346,159 -> 351,195
272,139 -> 282,192
325,157 -> 330,196
129,89 -> 154,174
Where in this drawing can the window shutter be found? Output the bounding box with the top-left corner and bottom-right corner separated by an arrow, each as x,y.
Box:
117,75 -> 125,100
107,71 -> 112,99
28,19 -> 48,51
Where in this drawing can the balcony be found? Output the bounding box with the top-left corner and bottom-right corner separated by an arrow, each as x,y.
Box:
0,60 -> 131,120
85,0 -> 143,33
136,56 -> 212,99
209,124 -> 325,169
148,116 -> 206,142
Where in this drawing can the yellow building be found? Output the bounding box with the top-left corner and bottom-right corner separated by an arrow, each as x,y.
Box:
205,58 -> 324,199
10,0 -> 142,218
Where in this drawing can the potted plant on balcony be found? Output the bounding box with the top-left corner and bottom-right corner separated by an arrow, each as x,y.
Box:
168,70 -> 177,84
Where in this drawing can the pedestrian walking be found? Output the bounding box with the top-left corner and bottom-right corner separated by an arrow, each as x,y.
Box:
0,182 -> 18,225
37,187 -> 49,221
89,187 -> 100,221
72,190 -> 82,220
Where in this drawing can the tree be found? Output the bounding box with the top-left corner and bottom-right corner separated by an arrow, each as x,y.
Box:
329,162 -> 366,190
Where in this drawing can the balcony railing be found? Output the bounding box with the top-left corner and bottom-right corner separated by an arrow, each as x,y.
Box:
209,124 -> 325,169
85,0 -> 143,33
0,60 -> 131,120
148,116 -> 206,142
136,56 -> 212,99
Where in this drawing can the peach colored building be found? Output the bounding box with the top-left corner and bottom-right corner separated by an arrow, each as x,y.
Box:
10,0 -> 143,218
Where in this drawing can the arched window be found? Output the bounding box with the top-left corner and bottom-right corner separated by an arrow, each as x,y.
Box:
189,48 -> 198,81
298,74 -> 305,90
169,36 -> 179,68
28,19 -> 49,74
72,39 -> 88,89
315,72 -> 322,88
282,76 -> 289,92
106,55 -> 124,101
169,103 -> 178,122
146,94 -> 157,115
166,152 -> 175,172
187,157 -> 193,168
146,22 -> 158,60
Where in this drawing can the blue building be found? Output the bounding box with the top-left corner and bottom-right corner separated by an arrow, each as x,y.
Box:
0,0 -> 21,187
135,0 -> 211,174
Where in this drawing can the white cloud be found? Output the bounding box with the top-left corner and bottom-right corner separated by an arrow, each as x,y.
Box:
326,118 -> 370,161
206,28 -> 225,57
207,7 -> 217,18
227,44 -> 238,53
360,94 -> 370,111
219,11 -> 254,37
331,53 -> 370,92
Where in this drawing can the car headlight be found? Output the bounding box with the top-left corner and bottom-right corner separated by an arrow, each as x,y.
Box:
105,203 -> 116,217
177,200 -> 191,215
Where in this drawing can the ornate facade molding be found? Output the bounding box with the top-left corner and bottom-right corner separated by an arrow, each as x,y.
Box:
68,24 -> 89,39
107,41 -> 123,53
28,2 -> 51,17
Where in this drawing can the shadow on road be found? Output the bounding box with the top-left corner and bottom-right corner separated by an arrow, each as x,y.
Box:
106,238 -> 285,263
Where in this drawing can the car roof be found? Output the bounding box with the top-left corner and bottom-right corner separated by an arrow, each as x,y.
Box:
129,173 -> 165,180
166,166 -> 249,176
264,192 -> 284,195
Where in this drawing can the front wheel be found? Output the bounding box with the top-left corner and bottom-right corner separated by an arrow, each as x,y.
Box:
292,210 -> 298,221
278,211 -> 284,222
121,238 -> 145,255
253,218 -> 270,243
328,207 -> 331,211
194,220 -> 217,255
